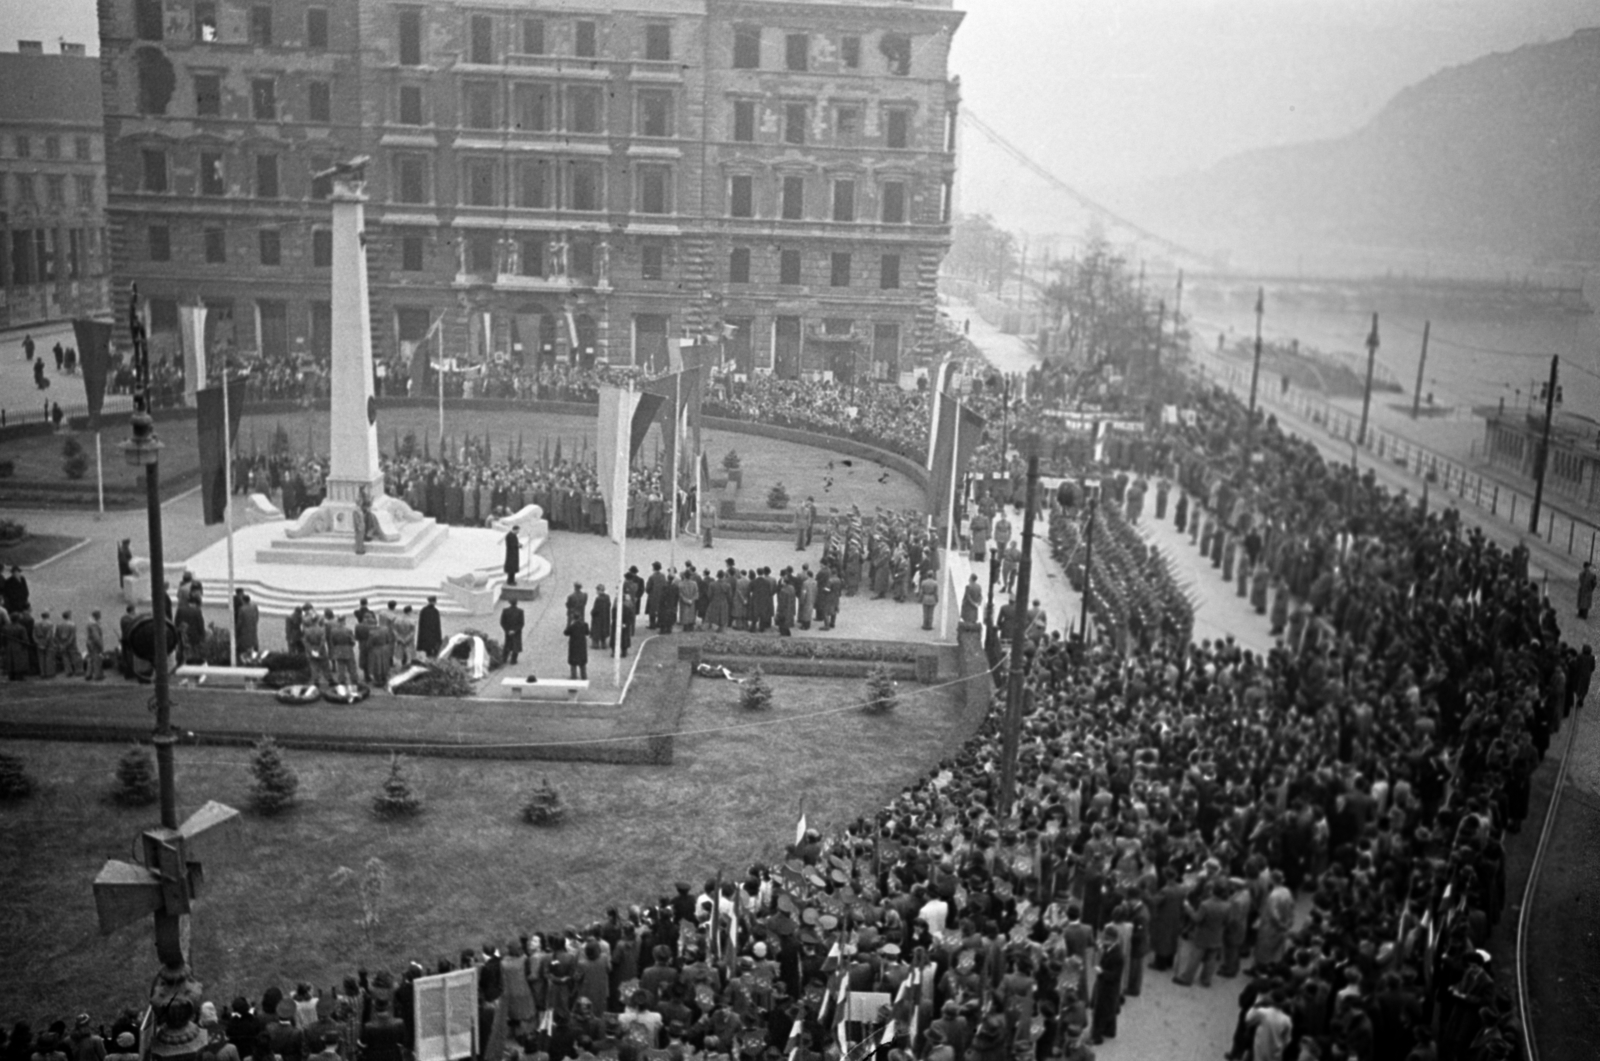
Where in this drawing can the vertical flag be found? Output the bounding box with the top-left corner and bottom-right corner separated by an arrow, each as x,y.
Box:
178,301 -> 208,401
195,376 -> 246,525
927,398 -> 986,526
71,319 -> 113,430
926,357 -> 955,471
596,385 -> 638,543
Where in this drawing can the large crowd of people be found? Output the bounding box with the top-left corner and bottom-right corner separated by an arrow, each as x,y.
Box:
7,350 -> 1599,1061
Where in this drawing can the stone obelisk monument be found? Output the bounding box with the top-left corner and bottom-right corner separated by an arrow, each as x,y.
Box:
325,162 -> 384,507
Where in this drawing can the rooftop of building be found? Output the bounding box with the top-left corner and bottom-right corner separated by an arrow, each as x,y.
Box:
0,53 -> 102,127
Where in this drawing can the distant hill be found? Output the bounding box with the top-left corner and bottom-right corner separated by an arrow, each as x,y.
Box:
1120,28 -> 1600,269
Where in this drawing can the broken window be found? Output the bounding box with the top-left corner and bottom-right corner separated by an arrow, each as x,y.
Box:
469,15 -> 493,63
733,25 -> 760,69
399,85 -> 424,125
135,0 -> 163,41
781,175 -> 804,219
783,102 -> 806,145
306,8 -> 329,49
835,105 -> 862,145
785,33 -> 808,72
732,100 -> 755,142
465,158 -> 497,206
641,244 -> 665,280
513,82 -> 551,130
398,9 -> 422,65
199,151 -> 225,195
251,78 -> 276,120
568,86 -> 602,133
463,81 -> 496,129
568,161 -> 602,210
638,165 -> 670,214
880,254 -> 901,289
521,18 -> 545,54
885,108 -> 909,149
832,179 -> 855,222
142,148 -> 168,193
729,174 -> 753,218
575,20 -> 597,58
250,6 -> 273,46
879,33 -> 910,76
256,153 -> 279,198
308,81 -> 331,122
194,73 -> 221,117
638,90 -> 673,137
881,181 -> 906,224
644,23 -> 671,61
516,159 -> 553,208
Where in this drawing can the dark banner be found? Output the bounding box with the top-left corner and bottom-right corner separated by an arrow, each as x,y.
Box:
195,378 -> 247,525
71,318 -> 113,429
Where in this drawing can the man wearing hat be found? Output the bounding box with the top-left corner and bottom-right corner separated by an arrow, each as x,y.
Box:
359,973 -> 406,1061
266,998 -> 305,1061
68,1014 -> 105,1061
105,1033 -> 138,1061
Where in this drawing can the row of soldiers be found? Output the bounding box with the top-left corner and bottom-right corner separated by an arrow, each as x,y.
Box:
816,505 -> 947,604
285,599 -> 427,689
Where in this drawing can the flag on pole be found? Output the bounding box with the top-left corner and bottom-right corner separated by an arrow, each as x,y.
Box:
195,376 -> 246,525
178,301 -> 208,400
927,398 -> 986,525
628,391 -> 666,461
597,385 -> 640,543
72,319 -> 113,430
926,357 -> 955,471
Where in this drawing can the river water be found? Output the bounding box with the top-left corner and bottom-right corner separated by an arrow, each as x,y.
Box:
1185,297 -> 1600,422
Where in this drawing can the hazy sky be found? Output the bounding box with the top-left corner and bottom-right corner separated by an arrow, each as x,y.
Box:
5,0 -> 1594,227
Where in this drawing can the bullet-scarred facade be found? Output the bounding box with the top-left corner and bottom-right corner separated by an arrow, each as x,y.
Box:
98,0 -> 961,382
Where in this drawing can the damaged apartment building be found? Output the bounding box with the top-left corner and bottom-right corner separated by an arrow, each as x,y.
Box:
98,0 -> 962,383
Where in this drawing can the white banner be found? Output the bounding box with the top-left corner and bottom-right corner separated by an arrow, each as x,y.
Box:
413,968 -> 478,1061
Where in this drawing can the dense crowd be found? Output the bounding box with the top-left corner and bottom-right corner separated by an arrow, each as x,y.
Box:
11,355 -> 1600,1061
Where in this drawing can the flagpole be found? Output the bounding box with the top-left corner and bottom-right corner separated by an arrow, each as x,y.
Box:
221,363 -> 238,667
437,321 -> 445,440
670,371 -> 680,568
615,382 -> 630,687
938,401 -> 961,640
94,431 -> 104,518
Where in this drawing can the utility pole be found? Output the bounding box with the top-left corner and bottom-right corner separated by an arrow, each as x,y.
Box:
998,452 -> 1038,817
1357,313 -> 1380,447
1529,355 -> 1559,534
1245,287 -> 1264,461
1410,321 -> 1430,419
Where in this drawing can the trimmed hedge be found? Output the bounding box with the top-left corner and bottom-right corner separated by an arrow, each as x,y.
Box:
696,635 -> 921,662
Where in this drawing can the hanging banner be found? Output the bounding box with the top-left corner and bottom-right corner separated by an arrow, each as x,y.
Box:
72,318 -> 113,430
413,968 -> 478,1061
178,302 -> 208,400
195,377 -> 247,526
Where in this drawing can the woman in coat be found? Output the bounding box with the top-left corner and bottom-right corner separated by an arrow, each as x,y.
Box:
500,939 -> 537,1032
676,572 -> 700,632
564,615 -> 589,679
776,579 -> 797,636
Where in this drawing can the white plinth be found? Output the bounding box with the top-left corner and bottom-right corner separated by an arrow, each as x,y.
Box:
182,518 -> 551,617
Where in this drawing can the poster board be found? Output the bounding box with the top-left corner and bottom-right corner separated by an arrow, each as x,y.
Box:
413,967 -> 479,1061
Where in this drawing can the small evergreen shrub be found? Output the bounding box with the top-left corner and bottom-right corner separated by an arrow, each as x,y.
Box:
0,751 -> 38,801
109,744 -> 158,807
739,665 -> 773,712
371,754 -> 422,819
722,449 -> 742,471
62,437 -> 88,480
766,482 -> 789,510
248,736 -> 299,816
863,662 -> 899,715
520,778 -> 568,826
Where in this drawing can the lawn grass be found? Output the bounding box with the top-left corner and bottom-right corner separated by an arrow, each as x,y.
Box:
0,671 -> 974,1020
0,533 -> 88,568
